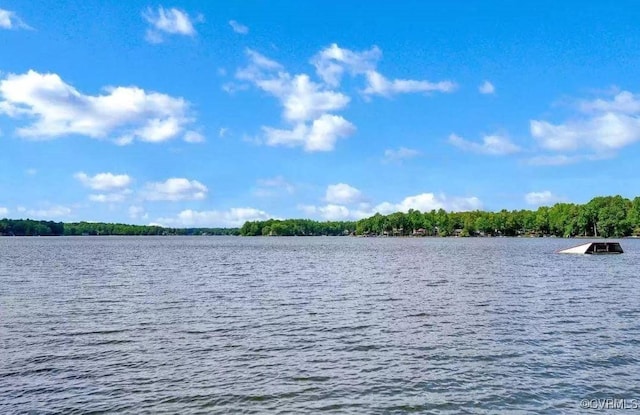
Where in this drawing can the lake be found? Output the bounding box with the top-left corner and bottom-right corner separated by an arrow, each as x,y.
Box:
1,236 -> 640,413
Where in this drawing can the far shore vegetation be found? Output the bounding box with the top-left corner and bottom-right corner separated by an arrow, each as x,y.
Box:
2,195 -> 640,238
0,220 -> 239,237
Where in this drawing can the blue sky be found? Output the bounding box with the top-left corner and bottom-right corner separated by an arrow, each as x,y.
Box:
2,1 -> 640,227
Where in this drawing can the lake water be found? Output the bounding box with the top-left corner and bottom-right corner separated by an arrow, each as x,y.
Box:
2,236 -> 640,413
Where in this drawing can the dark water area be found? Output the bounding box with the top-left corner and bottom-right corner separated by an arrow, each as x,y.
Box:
2,236 -> 640,414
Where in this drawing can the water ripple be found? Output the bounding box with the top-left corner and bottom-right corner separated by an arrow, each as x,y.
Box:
1,236 -> 639,413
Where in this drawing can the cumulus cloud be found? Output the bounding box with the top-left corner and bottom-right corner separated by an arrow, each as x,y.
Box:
311,43 -> 382,87
0,70 -> 200,144
237,52 -> 350,122
579,91 -> 640,114
524,191 -> 562,206
530,90 -> 640,155
382,147 -> 420,163
262,114 -> 355,151
0,207 -> 8,216
531,113 -> 640,152
75,172 -> 132,204
325,183 -> 363,204
0,8 -> 31,30
235,45 -> 455,151
156,207 -> 272,227
142,6 -> 201,43
389,193 -> 482,213
183,131 -> 205,143
301,192 -> 482,221
74,172 -> 131,191
299,204 -> 352,221
229,20 -> 248,34
478,80 -> 495,94
237,49 -> 355,152
448,133 -> 520,155
142,178 -> 208,201
363,71 -> 456,97
311,44 -> 456,97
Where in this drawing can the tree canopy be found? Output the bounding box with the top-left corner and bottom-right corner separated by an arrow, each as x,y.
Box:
2,196 -> 640,238
240,195 -> 640,238
0,219 -> 239,236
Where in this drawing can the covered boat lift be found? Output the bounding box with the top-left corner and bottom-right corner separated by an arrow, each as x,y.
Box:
557,242 -> 623,254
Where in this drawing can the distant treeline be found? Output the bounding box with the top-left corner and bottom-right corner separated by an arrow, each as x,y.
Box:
3,195 -> 640,238
240,195 -> 640,238
0,219 -> 239,236
240,219 -> 355,237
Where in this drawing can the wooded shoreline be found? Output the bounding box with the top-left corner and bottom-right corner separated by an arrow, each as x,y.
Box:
2,195 -> 640,238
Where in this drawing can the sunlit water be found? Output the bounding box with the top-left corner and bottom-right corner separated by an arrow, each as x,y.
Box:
2,236 -> 640,413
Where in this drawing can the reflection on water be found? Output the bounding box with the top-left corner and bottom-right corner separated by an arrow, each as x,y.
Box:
1,236 -> 639,413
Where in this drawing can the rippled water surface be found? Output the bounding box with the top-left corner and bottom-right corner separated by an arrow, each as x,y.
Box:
2,236 -> 640,413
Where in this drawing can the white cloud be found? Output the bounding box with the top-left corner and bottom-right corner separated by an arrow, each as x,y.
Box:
25,168 -> 37,176
183,131 -> 205,143
0,8 -> 31,30
0,70 -> 200,143
579,91 -> 640,114
236,45 -> 454,151
156,207 -> 272,227
524,191 -> 562,206
236,49 -> 356,152
361,194 -> 482,216
74,172 -> 132,191
478,80 -> 495,94
238,56 -> 350,123
531,90 -> 640,154
311,44 -> 456,98
325,183 -> 363,204
253,176 -> 295,197
0,207 -> 8,216
382,147 -> 420,163
236,49 -> 283,79
363,70 -> 456,97
23,205 -> 72,219
301,192 -> 482,221
76,173 -> 132,203
142,6 -> 200,43
219,127 -> 228,138
448,133 -> 520,155
278,74 -> 350,123
262,113 -> 355,152
229,20 -> 249,34
299,204 -> 351,221
311,43 -> 382,87
390,193 -> 482,213
531,113 -> 640,152
143,178 -> 208,201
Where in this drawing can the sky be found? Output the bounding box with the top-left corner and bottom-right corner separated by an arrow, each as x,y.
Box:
2,1 -> 640,227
